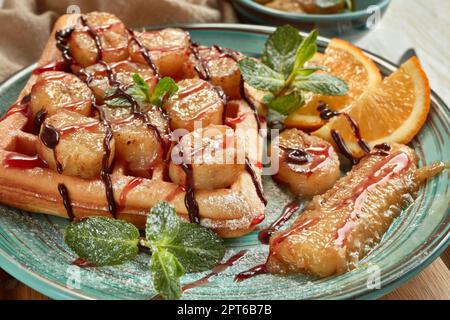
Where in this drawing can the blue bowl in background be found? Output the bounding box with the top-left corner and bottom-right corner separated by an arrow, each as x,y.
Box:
232,0 -> 391,40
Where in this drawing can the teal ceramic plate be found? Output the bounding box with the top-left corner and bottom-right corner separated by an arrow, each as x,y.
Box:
0,24 -> 448,300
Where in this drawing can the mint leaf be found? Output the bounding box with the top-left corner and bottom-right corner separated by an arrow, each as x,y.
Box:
290,30 -> 319,81
295,66 -> 327,76
150,77 -> 178,107
104,73 -> 149,108
293,73 -> 348,96
64,217 -> 140,266
164,222 -> 225,272
149,249 -> 184,300
261,25 -> 302,78
125,74 -> 150,104
132,73 -> 150,97
268,90 -> 304,116
238,58 -> 285,93
146,201 -> 226,273
146,201 -> 180,244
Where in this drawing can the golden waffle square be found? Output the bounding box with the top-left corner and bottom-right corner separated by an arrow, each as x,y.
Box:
0,13 -> 266,238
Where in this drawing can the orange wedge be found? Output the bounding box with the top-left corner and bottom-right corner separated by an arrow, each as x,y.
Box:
285,38 -> 382,131
313,57 -> 430,158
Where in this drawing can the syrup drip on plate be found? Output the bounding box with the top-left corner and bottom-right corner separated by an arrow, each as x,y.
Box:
235,263 -> 268,282
182,250 -> 247,292
258,199 -> 301,244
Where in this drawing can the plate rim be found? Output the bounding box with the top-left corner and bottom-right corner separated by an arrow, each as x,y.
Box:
233,0 -> 392,21
0,23 -> 448,300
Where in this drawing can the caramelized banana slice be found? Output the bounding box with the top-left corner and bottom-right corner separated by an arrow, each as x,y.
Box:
164,78 -> 224,132
30,71 -> 93,119
272,129 -> 340,198
184,46 -> 242,99
69,12 -> 129,68
103,106 -> 168,174
129,28 -> 190,77
83,61 -> 157,102
36,110 -> 115,179
169,125 -> 245,190
267,144 -> 444,277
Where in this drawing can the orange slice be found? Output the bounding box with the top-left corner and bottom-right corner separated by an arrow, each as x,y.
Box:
313,57 -> 430,158
285,38 -> 382,131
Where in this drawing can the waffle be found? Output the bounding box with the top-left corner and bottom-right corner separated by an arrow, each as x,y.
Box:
0,13 -> 266,238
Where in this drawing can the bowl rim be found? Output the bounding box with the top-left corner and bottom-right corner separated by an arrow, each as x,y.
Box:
0,22 -> 448,300
234,0 -> 392,21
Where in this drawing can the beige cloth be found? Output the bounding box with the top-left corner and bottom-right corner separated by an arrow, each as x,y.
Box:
0,0 -> 237,81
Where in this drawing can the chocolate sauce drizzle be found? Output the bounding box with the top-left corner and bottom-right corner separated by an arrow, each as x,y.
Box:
97,58 -> 168,153
55,27 -> 75,65
40,123 -> 63,173
372,143 -> 391,156
80,16 -> 103,62
318,101 -> 340,120
73,17 -> 167,217
188,38 -> 228,110
58,183 -> 74,220
180,160 -> 200,224
318,102 -> 371,162
245,157 -> 267,206
103,84 -> 166,150
282,147 -> 312,165
331,129 -> 357,165
210,44 -> 264,131
34,109 -> 47,133
127,28 -> 161,79
21,93 -> 31,105
342,113 -> 371,153
92,99 -> 117,217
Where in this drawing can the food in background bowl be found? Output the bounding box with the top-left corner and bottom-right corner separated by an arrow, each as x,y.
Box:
256,0 -> 352,14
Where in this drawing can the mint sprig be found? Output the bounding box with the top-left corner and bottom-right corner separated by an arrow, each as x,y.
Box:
238,26 -> 348,116
64,217 -> 140,266
106,74 -> 178,108
144,202 -> 225,299
64,201 -> 225,300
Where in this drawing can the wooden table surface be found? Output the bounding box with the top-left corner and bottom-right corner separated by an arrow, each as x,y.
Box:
0,0 -> 449,300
